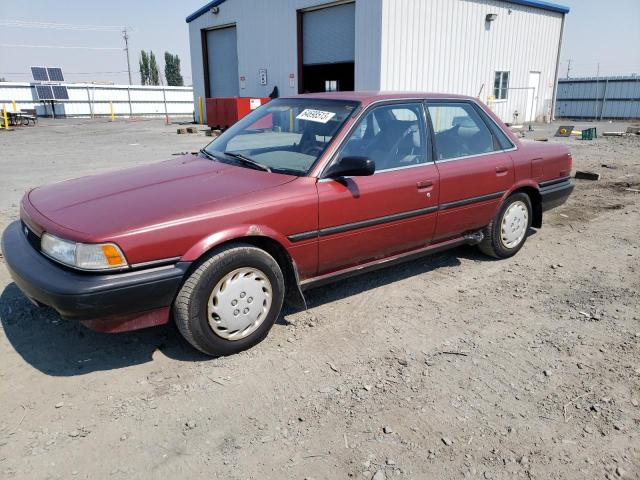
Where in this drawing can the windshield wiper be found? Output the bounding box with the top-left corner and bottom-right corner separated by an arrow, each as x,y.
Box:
199,148 -> 219,162
224,151 -> 271,173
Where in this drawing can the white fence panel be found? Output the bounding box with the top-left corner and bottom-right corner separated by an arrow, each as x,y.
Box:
0,82 -> 194,118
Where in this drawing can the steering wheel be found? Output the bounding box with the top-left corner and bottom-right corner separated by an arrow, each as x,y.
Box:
301,144 -> 324,157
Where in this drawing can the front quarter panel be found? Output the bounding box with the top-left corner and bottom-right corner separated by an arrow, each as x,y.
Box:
178,177 -> 319,279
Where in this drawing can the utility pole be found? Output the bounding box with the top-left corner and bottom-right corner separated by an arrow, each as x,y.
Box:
123,28 -> 132,85
566,59 -> 572,79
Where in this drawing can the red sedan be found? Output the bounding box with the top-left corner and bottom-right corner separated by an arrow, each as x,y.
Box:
1,92 -> 573,356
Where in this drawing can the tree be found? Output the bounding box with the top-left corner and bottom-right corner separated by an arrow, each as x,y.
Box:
139,51 -> 150,85
164,52 -> 184,87
148,51 -> 160,86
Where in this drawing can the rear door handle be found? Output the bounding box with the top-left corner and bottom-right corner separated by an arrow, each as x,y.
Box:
495,166 -> 509,175
416,180 -> 434,189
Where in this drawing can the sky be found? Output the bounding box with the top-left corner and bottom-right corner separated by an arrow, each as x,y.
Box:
0,0 -> 639,85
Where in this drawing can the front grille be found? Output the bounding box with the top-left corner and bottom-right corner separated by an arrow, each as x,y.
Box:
21,221 -> 41,252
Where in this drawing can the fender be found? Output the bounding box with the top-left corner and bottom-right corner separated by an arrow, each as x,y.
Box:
181,223 -> 293,262
502,179 -> 541,200
501,179 -> 543,228
180,224 -> 309,310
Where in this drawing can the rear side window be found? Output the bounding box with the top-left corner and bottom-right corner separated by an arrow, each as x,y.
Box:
427,102 -> 498,160
473,105 -> 515,150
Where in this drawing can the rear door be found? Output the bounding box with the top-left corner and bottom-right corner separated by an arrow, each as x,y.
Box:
426,101 -> 515,242
317,102 -> 439,274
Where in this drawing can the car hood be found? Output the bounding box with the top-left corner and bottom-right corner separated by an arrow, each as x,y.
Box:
27,155 -> 296,239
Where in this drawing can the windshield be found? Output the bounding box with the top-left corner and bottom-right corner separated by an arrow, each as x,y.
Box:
203,98 -> 359,176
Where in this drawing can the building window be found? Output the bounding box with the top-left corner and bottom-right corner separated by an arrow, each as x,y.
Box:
494,71 -> 510,100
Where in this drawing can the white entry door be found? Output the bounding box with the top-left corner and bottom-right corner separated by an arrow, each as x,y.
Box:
526,72 -> 541,122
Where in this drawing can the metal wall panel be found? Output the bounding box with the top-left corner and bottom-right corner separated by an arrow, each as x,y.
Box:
303,3 -> 355,65
0,82 -> 194,117
556,77 -> 640,119
378,0 -> 564,122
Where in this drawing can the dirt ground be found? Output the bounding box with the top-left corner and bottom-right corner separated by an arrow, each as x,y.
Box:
0,118 -> 638,480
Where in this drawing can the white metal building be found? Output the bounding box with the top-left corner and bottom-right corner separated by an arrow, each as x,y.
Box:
187,0 -> 569,123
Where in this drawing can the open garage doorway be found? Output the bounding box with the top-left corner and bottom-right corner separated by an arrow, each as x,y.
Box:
298,2 -> 355,94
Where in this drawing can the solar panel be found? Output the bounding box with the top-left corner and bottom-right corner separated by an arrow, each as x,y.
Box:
47,67 -> 64,82
36,85 -> 54,100
31,66 -> 49,82
52,85 -> 69,100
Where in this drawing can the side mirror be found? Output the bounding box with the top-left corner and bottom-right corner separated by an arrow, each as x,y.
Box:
324,156 -> 375,178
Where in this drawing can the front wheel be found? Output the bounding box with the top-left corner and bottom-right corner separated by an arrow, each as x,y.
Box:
173,244 -> 285,356
479,193 -> 532,259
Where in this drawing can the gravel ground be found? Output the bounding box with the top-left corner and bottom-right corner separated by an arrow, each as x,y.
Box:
0,118 -> 638,479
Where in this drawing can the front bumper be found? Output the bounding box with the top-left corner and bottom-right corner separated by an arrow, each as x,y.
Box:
1,221 -> 190,321
540,177 -> 574,212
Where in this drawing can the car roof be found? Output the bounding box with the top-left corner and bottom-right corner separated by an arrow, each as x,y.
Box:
284,91 -> 475,105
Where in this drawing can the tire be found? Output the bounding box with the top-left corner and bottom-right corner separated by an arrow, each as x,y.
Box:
479,192 -> 532,259
173,243 -> 285,356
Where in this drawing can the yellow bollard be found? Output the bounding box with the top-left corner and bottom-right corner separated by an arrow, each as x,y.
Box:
110,101 -> 115,122
198,96 -> 204,125
2,106 -> 8,130
12,100 -> 17,112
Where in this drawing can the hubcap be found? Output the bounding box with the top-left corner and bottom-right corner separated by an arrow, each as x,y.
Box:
500,201 -> 528,249
207,267 -> 272,341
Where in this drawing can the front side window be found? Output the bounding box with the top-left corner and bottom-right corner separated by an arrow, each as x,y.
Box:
336,103 -> 429,172
204,98 -> 358,175
427,102 -> 497,160
494,71 -> 510,100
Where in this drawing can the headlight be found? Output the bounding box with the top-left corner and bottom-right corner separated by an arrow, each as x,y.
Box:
41,233 -> 128,271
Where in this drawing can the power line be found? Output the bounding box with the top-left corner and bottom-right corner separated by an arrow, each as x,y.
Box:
0,44 -> 122,50
0,20 -> 124,31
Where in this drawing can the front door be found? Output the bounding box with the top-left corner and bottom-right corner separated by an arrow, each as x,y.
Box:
317,102 -> 439,274
426,101 -> 515,242
526,72 -> 541,122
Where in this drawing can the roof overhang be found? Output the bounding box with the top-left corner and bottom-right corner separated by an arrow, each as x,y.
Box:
186,0 -> 228,23
504,0 -> 570,14
185,0 -> 569,24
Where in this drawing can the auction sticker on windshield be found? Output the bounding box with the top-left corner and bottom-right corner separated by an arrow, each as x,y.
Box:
296,109 -> 336,124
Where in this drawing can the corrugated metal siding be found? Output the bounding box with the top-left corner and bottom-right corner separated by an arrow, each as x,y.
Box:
188,0 -> 383,119
379,0 -> 563,122
556,77 -> 640,119
0,83 -> 194,117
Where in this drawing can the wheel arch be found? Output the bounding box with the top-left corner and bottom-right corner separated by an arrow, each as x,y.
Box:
506,184 -> 542,228
181,230 -> 306,310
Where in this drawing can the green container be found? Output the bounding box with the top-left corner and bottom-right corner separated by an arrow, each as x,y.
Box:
581,127 -> 597,140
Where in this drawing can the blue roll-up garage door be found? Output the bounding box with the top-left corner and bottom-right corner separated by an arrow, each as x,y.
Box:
303,3 -> 355,66
206,26 -> 239,97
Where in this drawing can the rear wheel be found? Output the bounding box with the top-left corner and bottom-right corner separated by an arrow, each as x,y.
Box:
479,193 -> 532,259
173,244 -> 285,356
